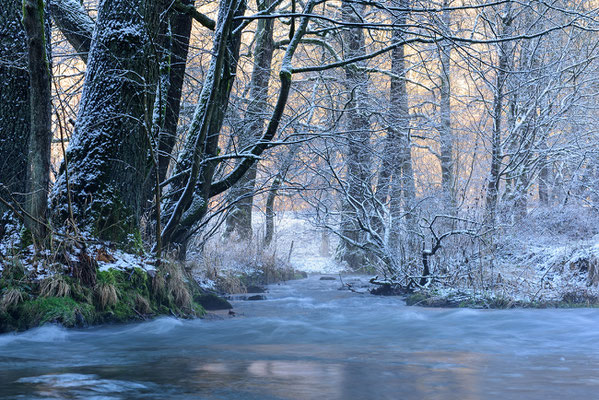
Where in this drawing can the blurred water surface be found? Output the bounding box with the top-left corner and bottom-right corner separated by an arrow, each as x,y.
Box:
1,275 -> 598,399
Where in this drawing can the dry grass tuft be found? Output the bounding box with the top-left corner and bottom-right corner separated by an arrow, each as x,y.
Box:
151,273 -> 166,299
0,288 -> 24,311
135,294 -> 152,314
95,282 -> 118,310
163,262 -> 192,309
167,275 -> 191,309
39,275 -> 71,298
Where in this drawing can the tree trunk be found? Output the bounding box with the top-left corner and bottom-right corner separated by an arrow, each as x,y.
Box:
387,1 -> 415,259
156,0 -> 195,186
337,0 -> 372,270
0,1 -> 30,215
485,8 -> 512,225
439,0 -> 455,211
160,0 -> 316,257
538,138 -> 550,206
160,0 -> 247,255
264,146 -> 297,246
48,0 -> 94,62
224,0 -> 276,241
23,0 -> 52,246
52,0 -> 166,244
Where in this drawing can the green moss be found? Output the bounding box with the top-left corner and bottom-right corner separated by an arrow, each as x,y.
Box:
405,292 -> 428,306
127,268 -> 150,295
96,269 -> 118,285
98,298 -> 137,323
87,189 -> 141,252
0,256 -> 206,332
19,227 -> 33,249
70,281 -> 93,303
18,297 -> 95,329
191,302 -> 206,317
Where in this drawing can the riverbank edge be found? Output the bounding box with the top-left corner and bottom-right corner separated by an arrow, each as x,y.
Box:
0,260 -> 214,333
402,289 -> 599,309
0,254 -> 310,333
365,277 -> 599,309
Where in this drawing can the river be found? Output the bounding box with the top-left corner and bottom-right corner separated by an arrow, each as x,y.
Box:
1,275 -> 598,399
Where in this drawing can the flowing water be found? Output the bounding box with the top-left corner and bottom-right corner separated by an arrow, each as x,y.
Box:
1,275 -> 599,399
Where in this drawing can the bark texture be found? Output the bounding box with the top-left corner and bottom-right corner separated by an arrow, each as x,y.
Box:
23,0 -> 53,244
52,0 -> 167,242
160,0 -> 247,253
387,3 -> 415,254
439,0 -> 455,210
156,0 -> 195,186
0,1 -> 30,214
485,7 -> 513,225
49,0 -> 94,62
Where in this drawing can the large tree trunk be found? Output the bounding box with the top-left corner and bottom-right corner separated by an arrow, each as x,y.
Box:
337,0 -> 372,270
0,1 -> 30,216
224,0 -> 276,241
52,0 -> 166,244
23,0 -> 53,245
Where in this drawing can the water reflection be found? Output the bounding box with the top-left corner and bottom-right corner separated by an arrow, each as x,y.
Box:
186,347 -> 485,400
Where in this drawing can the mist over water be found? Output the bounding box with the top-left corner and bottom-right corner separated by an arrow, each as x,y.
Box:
2,275 -> 599,399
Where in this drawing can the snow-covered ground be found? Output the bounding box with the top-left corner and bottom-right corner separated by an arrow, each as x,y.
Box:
254,213 -> 344,274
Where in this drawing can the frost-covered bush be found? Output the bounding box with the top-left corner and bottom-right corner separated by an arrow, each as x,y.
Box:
515,206 -> 599,242
189,236 -> 297,293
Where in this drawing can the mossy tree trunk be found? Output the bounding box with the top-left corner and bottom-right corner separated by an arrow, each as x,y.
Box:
0,1 -> 30,216
22,0 -> 53,246
52,0 -> 167,244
